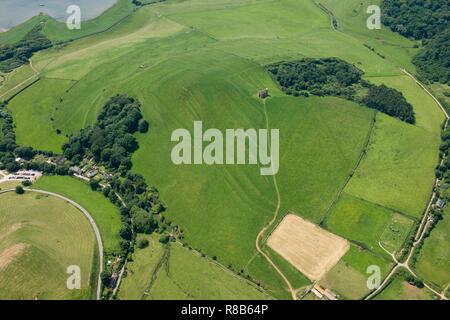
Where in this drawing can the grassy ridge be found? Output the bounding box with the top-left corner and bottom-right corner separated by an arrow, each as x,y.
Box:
0,0 -> 446,298
327,193 -> 414,257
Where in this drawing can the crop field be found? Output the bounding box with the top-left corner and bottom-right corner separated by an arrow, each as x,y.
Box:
268,214 -> 349,281
414,207 -> 450,289
0,0 -> 446,300
0,191 -> 96,299
33,176 -> 122,253
118,235 -> 272,300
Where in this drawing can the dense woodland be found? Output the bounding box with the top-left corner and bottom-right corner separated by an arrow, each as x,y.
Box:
64,95 -> 166,263
363,85 -> 416,124
267,58 -> 364,99
268,58 -> 415,124
413,28 -> 450,84
382,0 -> 450,84
0,24 -> 51,72
382,0 -> 449,40
63,95 -> 149,171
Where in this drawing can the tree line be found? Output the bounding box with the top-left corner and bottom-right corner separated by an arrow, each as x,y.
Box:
267,58 -> 415,124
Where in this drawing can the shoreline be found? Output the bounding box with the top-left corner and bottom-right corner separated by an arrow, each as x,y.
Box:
0,0 -> 118,33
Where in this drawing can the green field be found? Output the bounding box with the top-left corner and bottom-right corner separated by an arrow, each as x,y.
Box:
0,191 -> 96,299
8,78 -> 73,152
43,0 -> 135,43
0,0 -> 446,299
118,235 -> 272,300
0,64 -> 37,101
33,176 -> 122,253
327,193 -> 414,256
414,207 -> 450,289
374,273 -> 437,300
346,113 -> 439,218
320,245 -> 392,299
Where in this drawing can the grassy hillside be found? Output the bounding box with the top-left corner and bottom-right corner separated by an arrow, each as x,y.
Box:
0,191 -> 96,299
327,193 -> 414,257
320,245 -> 392,299
374,273 -> 436,300
414,207 -> 450,289
33,176 -> 122,253
42,0 -> 136,43
118,235 -> 272,300
8,78 -> 73,152
346,113 -> 439,218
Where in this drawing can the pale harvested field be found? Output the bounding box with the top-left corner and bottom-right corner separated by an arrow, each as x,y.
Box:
268,214 -> 349,281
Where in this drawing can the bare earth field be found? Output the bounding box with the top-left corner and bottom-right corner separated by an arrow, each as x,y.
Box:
268,214 -> 349,281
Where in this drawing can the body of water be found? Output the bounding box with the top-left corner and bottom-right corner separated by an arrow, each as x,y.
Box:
0,0 -> 117,31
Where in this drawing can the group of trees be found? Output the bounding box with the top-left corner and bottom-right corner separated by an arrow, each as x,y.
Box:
267,58 -> 365,99
268,58 -> 416,124
0,24 -> 52,72
63,95 -> 149,172
0,102 -> 18,171
64,95 -> 165,266
382,0 -> 450,84
363,85 -> 416,124
382,0 -> 449,40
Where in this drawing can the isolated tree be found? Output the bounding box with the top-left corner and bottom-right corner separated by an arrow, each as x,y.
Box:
137,237 -> 149,249
100,271 -> 112,288
15,185 -> 24,194
138,119 -> 149,133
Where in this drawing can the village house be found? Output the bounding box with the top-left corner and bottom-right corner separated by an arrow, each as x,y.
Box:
86,169 -> 99,179
436,198 -> 445,209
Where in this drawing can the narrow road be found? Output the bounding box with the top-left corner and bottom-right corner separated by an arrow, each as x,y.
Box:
366,69 -> 449,300
0,188 -> 104,300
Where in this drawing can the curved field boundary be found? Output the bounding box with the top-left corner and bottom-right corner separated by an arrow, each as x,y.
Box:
0,188 -> 104,300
